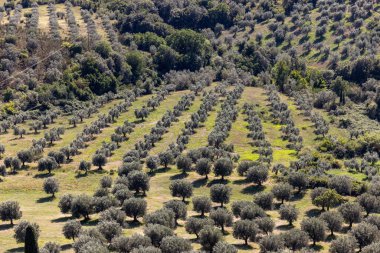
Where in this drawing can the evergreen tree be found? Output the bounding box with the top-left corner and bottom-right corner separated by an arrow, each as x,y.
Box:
24,225 -> 38,253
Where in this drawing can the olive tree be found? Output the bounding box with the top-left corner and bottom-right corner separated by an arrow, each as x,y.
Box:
210,208 -> 233,233
213,157 -> 233,181
232,219 -> 258,245
320,211 -> 343,236
0,201 -> 22,225
192,196 -> 212,217
349,222 -> 379,251
185,217 -> 214,239
199,225 -> 223,252
301,217 -> 327,246
62,220 -> 81,241
123,198 -> 147,222
169,180 -> 193,202
279,204 -> 298,226
43,177 -> 59,197
338,202 -> 363,228
210,184 -> 231,207
281,228 -> 309,251
329,235 -> 357,253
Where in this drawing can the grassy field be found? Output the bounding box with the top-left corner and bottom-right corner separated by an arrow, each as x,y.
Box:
0,87 -> 370,252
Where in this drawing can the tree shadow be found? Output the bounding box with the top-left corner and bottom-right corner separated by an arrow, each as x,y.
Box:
306,208 -> 321,218
310,244 -> 324,251
290,192 -> 306,201
207,179 -> 229,187
276,224 -> 294,231
90,169 -> 108,175
153,167 -> 170,174
192,178 -> 208,188
51,216 -> 72,223
299,35 -> 310,44
61,244 -> 72,251
170,173 -> 188,180
341,226 -> 352,233
233,178 -> 248,185
20,165 -> 30,171
241,184 -> 265,195
273,202 -> 284,210
125,220 -> 143,229
7,247 -> 23,252
34,173 -> 53,178
301,51 -> 311,57
326,234 -> 337,242
36,196 -> 55,203
314,36 -> 325,44
80,219 -> 98,227
233,244 -> 253,250
75,172 -> 88,178
132,119 -> 144,124
0,224 -> 13,231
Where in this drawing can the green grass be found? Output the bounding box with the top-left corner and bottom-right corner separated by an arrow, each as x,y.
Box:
186,101 -> 222,150
149,94 -> 204,156
327,169 -> 367,181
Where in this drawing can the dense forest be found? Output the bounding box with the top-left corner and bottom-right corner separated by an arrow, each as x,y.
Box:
0,0 -> 380,252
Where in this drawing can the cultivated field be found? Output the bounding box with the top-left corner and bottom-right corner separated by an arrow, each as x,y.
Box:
0,85 -> 375,252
